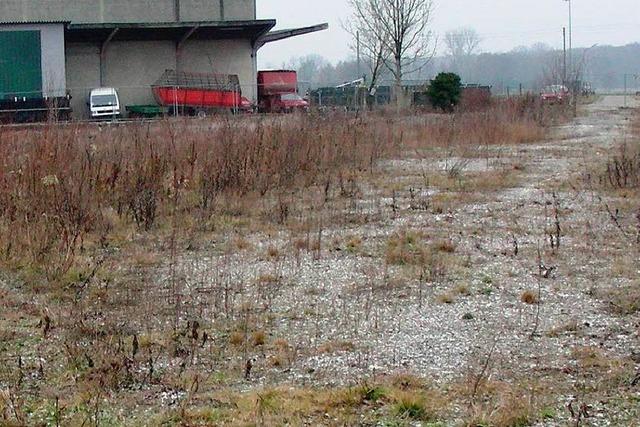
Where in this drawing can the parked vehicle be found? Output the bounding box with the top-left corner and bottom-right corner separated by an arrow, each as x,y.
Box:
580,81 -> 596,96
258,70 -> 308,113
260,92 -> 309,113
540,85 -> 570,103
125,69 -> 307,118
89,88 -> 121,119
125,104 -> 169,119
0,29 -> 71,123
152,70 -> 248,116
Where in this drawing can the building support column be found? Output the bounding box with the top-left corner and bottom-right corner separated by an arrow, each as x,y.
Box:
176,26 -> 199,75
100,28 -> 119,87
175,0 -> 181,22
250,42 -> 258,103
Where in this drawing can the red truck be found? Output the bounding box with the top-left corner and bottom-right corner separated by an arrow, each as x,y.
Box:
540,84 -> 570,104
257,70 -> 309,113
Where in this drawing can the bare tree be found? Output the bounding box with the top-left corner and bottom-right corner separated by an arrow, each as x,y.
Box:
348,0 -> 436,108
444,27 -> 482,78
344,1 -> 390,94
287,54 -> 330,87
540,51 -> 565,87
444,27 -> 481,60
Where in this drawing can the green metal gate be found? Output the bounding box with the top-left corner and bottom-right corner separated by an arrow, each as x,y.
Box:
0,30 -> 42,99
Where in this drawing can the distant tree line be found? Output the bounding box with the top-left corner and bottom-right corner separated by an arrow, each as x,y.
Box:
279,42 -> 640,94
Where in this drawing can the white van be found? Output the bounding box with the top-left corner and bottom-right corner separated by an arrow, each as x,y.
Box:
89,88 -> 121,119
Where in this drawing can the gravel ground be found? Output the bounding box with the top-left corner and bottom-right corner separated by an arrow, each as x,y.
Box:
157,96 -> 640,424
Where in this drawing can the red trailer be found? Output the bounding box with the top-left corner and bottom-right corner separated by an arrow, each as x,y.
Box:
152,70 -> 252,115
257,70 -> 308,113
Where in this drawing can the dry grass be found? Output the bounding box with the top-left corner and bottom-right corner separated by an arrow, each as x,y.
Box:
436,292 -> 456,304
0,99 -> 565,426
252,330 -> 266,346
318,340 -> 356,354
599,282 -> 640,315
385,229 -> 431,266
455,283 -> 472,296
403,96 -> 553,152
433,239 -> 456,253
0,100 -> 548,280
0,115 -> 395,279
521,290 -> 539,305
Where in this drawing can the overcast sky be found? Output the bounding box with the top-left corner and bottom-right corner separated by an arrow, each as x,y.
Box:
257,0 -> 639,67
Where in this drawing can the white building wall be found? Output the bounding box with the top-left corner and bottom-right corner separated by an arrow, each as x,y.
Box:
0,23 -> 66,98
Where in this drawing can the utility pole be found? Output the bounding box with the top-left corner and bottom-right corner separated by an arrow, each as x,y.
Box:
624,73 -> 628,108
563,27 -> 567,85
356,31 -> 361,81
565,0 -> 572,81
356,31 -> 362,109
623,74 -> 638,108
563,0 -> 575,115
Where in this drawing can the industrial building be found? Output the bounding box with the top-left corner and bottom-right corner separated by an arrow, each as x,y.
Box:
0,1 -> 326,118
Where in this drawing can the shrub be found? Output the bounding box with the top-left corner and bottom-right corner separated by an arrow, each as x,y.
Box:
427,72 -> 462,112
600,143 -> 640,189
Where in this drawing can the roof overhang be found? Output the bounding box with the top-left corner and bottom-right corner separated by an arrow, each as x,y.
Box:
255,23 -> 329,50
65,20 -> 276,45
0,20 -> 69,25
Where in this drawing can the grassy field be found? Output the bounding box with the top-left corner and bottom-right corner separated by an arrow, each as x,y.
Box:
1,96 -> 638,426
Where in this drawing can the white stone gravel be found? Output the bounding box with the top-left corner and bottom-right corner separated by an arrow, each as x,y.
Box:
156,96 -> 640,425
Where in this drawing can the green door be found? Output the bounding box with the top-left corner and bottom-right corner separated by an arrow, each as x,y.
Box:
0,30 -> 42,100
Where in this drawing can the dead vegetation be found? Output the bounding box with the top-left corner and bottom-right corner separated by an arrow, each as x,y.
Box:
2,99 -> 638,426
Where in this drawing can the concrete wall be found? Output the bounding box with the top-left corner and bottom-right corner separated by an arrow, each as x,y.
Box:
65,38 -> 256,118
180,39 -> 256,100
105,41 -> 178,111
221,0 -> 255,20
65,43 -> 101,117
0,23 -> 66,98
0,0 -> 256,23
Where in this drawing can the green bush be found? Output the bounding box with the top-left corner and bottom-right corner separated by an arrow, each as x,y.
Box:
427,72 -> 462,112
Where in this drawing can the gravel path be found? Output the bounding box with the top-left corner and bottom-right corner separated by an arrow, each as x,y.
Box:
169,96 -> 639,422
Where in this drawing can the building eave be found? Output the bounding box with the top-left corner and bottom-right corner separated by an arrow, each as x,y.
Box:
65,20 -> 276,44
255,23 -> 329,50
